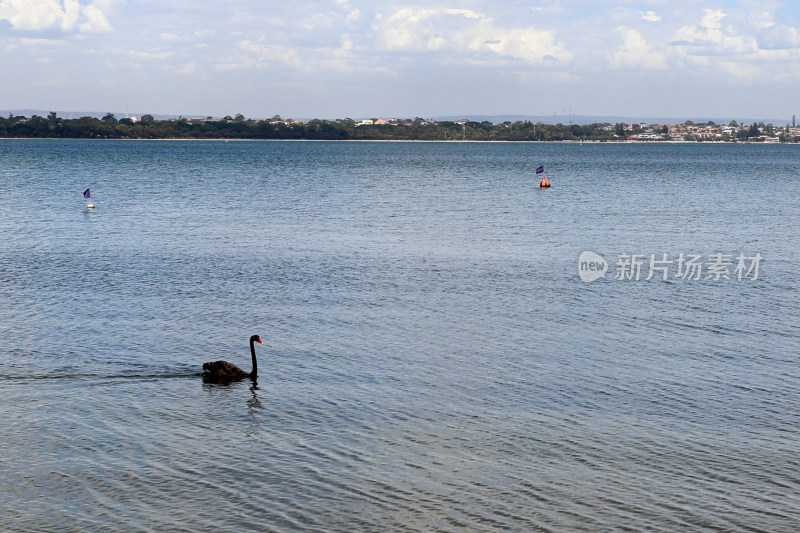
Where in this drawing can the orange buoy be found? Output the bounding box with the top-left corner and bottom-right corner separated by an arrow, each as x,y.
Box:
539,177 -> 550,188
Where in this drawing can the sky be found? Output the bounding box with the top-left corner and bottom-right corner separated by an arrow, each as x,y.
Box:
1,0 -> 800,120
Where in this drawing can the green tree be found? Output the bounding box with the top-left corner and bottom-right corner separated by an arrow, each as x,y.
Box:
115,123 -> 132,137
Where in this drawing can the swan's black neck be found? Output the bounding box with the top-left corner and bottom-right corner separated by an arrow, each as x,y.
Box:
249,336 -> 258,378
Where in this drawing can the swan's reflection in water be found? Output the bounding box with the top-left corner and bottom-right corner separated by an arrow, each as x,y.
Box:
247,382 -> 263,410
200,378 -> 265,437
245,382 -> 264,440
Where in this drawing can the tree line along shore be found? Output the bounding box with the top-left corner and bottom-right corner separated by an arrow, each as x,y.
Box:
1,112 -> 797,142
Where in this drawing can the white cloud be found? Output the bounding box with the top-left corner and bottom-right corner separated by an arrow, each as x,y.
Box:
373,7 -> 572,67
345,9 -> 360,24
486,27 -> 573,65
609,28 -> 666,69
20,36 -> 66,46
60,0 -> 80,30
194,29 -> 215,39
78,3 -> 110,33
0,0 -> 66,30
702,8 -> 724,30
212,7 -> 575,76
639,10 -> 661,23
375,8 -> 483,52
671,9 -> 755,56
128,49 -> 172,60
226,40 -> 308,72
5,1 -> 800,118
175,61 -> 196,75
757,24 -> 800,50
717,61 -> 759,79
0,0 -> 113,33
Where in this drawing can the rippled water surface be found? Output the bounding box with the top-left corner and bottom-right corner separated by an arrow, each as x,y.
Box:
1,140 -> 798,531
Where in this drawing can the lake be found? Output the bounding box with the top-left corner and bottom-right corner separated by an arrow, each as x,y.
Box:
1,139 -> 798,531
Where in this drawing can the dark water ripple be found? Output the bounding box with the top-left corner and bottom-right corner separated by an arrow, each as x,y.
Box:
1,140 -> 798,531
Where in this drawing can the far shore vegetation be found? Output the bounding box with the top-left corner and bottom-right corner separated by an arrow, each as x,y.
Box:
2,112 -> 798,143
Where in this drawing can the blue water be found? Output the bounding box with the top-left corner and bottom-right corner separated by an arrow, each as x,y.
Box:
1,139 -> 798,531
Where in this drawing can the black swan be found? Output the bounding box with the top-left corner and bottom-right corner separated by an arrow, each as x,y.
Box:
202,335 -> 262,382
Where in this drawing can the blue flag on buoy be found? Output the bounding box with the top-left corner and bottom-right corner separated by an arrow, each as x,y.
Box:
83,188 -> 91,199
535,165 -> 544,174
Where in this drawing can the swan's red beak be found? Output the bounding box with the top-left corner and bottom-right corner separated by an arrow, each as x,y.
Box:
257,337 -> 263,344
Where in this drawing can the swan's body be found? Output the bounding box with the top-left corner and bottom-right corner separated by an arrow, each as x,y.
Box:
202,335 -> 262,382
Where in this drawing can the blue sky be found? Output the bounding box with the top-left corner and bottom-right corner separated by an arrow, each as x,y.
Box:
2,0 -> 800,120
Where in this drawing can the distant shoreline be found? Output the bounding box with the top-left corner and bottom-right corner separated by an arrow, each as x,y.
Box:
3,114 -> 795,143
0,137 -> 795,145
